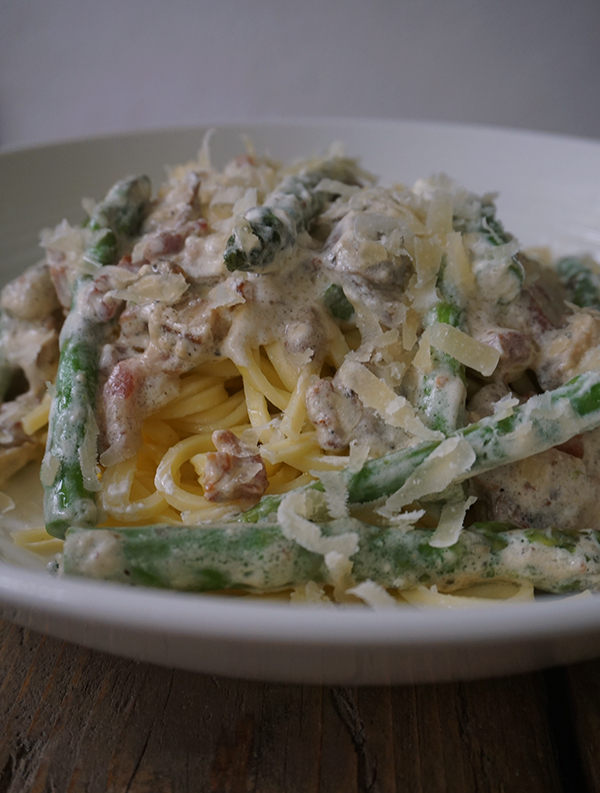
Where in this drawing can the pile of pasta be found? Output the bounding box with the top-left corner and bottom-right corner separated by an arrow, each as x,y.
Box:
10,136 -> 587,606
102,348 -> 350,527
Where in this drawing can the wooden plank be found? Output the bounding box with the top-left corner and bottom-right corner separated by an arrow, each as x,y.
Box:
0,620 -> 568,793
564,658 -> 600,791
250,683 -> 322,793
391,676 -> 563,793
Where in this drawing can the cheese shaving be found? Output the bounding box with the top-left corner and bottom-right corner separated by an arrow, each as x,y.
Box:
207,279 -> 247,308
348,329 -> 400,364
277,491 -> 359,559
315,178 -> 360,200
379,436 -> 476,514
410,236 -> 443,312
233,217 -> 261,255
337,360 -> 442,440
444,232 -> 476,298
352,300 -> 382,344
290,581 -> 332,604
402,308 -> 420,351
376,508 -> 426,527
314,470 -> 349,518
132,272 -> 189,304
40,452 -> 60,488
429,495 -> 477,548
411,326 -> 433,373
492,394 -> 520,420
348,439 -> 370,473
426,190 -> 453,236
429,322 -> 500,376
325,550 -> 355,598
347,580 -> 396,607
21,392 -> 52,435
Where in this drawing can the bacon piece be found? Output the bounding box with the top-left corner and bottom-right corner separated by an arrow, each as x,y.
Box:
475,328 -> 536,384
556,434 -> 585,459
305,378 -> 353,451
99,357 -> 179,466
203,430 -> 268,503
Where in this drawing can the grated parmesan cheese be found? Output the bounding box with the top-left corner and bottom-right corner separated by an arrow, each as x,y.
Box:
109,271 -> 189,305
402,308 -> 420,351
314,470 -> 349,519
277,491 -> 359,559
444,232 -> 476,298
290,580 -> 332,604
379,436 -> 476,514
376,507 -> 426,527
324,549 -> 355,597
347,580 -> 396,607
426,190 -> 453,236
351,301 -> 382,345
492,394 -> 520,421
337,360 -> 442,440
233,217 -> 261,255
348,439 -> 370,473
428,495 -> 477,548
315,178 -> 361,200
411,326 -> 433,373
40,451 -> 60,488
207,278 -> 247,308
428,322 -> 500,376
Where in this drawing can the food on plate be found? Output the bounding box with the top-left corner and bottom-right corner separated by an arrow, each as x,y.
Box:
5,137 -> 600,604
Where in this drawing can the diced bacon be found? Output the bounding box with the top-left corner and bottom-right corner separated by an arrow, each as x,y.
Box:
86,272 -> 124,323
475,328 -> 536,383
305,378 -> 354,450
144,230 -> 186,260
99,357 -> 179,466
556,434 -> 585,459
149,296 -> 232,369
203,429 -> 268,503
284,307 -> 327,364
142,219 -> 208,262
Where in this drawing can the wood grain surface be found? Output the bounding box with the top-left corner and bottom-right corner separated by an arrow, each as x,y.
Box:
0,618 -> 597,792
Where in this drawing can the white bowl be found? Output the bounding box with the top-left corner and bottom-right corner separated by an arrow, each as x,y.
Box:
2,118 -> 600,685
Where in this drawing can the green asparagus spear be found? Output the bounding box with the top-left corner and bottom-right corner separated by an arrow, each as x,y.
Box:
61,521 -> 600,595
478,200 -> 512,246
43,176 -> 151,538
86,175 -> 152,265
224,159 -> 360,272
452,195 -> 511,246
454,195 -> 524,304
555,255 -> 600,309
0,319 -> 17,401
323,283 -> 355,321
242,368 -> 600,521
414,300 -> 466,435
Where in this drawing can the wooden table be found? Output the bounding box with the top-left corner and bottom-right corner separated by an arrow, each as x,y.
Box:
1,619 -> 599,792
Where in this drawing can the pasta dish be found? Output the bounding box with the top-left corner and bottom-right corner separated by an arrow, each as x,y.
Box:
3,137 -> 600,606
